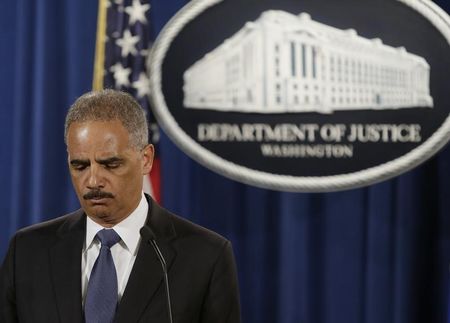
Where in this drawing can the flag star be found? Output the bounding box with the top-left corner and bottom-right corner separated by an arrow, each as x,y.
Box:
150,123 -> 160,143
116,30 -> 139,57
110,62 -> 121,72
125,0 -> 150,25
132,72 -> 151,98
110,63 -> 131,87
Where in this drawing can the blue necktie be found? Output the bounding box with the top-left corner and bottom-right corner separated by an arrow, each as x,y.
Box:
85,229 -> 121,323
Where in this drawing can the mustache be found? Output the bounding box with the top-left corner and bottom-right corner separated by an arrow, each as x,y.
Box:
83,190 -> 114,200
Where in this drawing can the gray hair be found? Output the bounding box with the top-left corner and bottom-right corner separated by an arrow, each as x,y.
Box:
64,89 -> 149,149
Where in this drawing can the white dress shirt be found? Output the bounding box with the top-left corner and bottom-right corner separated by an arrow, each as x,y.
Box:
81,193 -> 148,305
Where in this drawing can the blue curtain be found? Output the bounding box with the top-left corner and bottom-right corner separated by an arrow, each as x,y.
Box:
1,1 -> 450,322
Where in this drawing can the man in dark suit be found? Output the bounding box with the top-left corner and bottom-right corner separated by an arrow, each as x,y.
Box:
0,89 -> 241,323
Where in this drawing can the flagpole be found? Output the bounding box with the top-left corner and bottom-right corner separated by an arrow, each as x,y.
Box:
93,0 -> 107,90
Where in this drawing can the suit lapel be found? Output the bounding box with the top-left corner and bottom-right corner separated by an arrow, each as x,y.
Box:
115,196 -> 176,323
49,210 -> 85,323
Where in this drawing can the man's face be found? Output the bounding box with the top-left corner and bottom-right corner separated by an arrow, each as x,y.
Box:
66,120 -> 153,227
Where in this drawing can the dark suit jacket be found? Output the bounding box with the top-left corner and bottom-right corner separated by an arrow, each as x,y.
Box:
0,196 -> 241,323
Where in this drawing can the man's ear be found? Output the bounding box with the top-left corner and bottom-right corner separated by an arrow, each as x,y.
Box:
142,144 -> 154,175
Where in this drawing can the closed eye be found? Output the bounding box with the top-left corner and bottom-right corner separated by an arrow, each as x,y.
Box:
104,162 -> 121,169
70,160 -> 89,171
98,157 -> 124,169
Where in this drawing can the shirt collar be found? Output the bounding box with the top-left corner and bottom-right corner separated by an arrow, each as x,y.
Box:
85,192 -> 148,255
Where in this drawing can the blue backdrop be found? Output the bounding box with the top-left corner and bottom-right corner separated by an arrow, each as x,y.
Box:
1,1 -> 450,322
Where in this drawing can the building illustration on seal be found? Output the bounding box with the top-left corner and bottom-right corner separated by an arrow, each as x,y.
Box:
182,10 -> 433,114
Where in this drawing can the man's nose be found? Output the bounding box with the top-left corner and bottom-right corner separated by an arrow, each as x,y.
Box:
87,165 -> 104,189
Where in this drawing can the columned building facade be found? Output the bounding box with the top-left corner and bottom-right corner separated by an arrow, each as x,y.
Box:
183,10 -> 433,113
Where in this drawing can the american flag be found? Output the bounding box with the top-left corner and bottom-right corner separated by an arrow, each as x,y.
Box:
93,0 -> 161,203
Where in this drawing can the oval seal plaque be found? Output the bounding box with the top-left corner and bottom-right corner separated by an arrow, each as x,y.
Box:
149,0 -> 450,192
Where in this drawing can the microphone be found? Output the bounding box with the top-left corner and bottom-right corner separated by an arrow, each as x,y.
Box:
140,226 -> 174,323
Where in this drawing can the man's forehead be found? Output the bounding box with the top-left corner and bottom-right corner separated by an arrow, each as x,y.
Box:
68,150 -> 123,159
67,137 -> 130,158
67,120 -> 131,145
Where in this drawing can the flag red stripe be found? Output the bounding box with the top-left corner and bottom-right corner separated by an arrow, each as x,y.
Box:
150,157 -> 161,204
